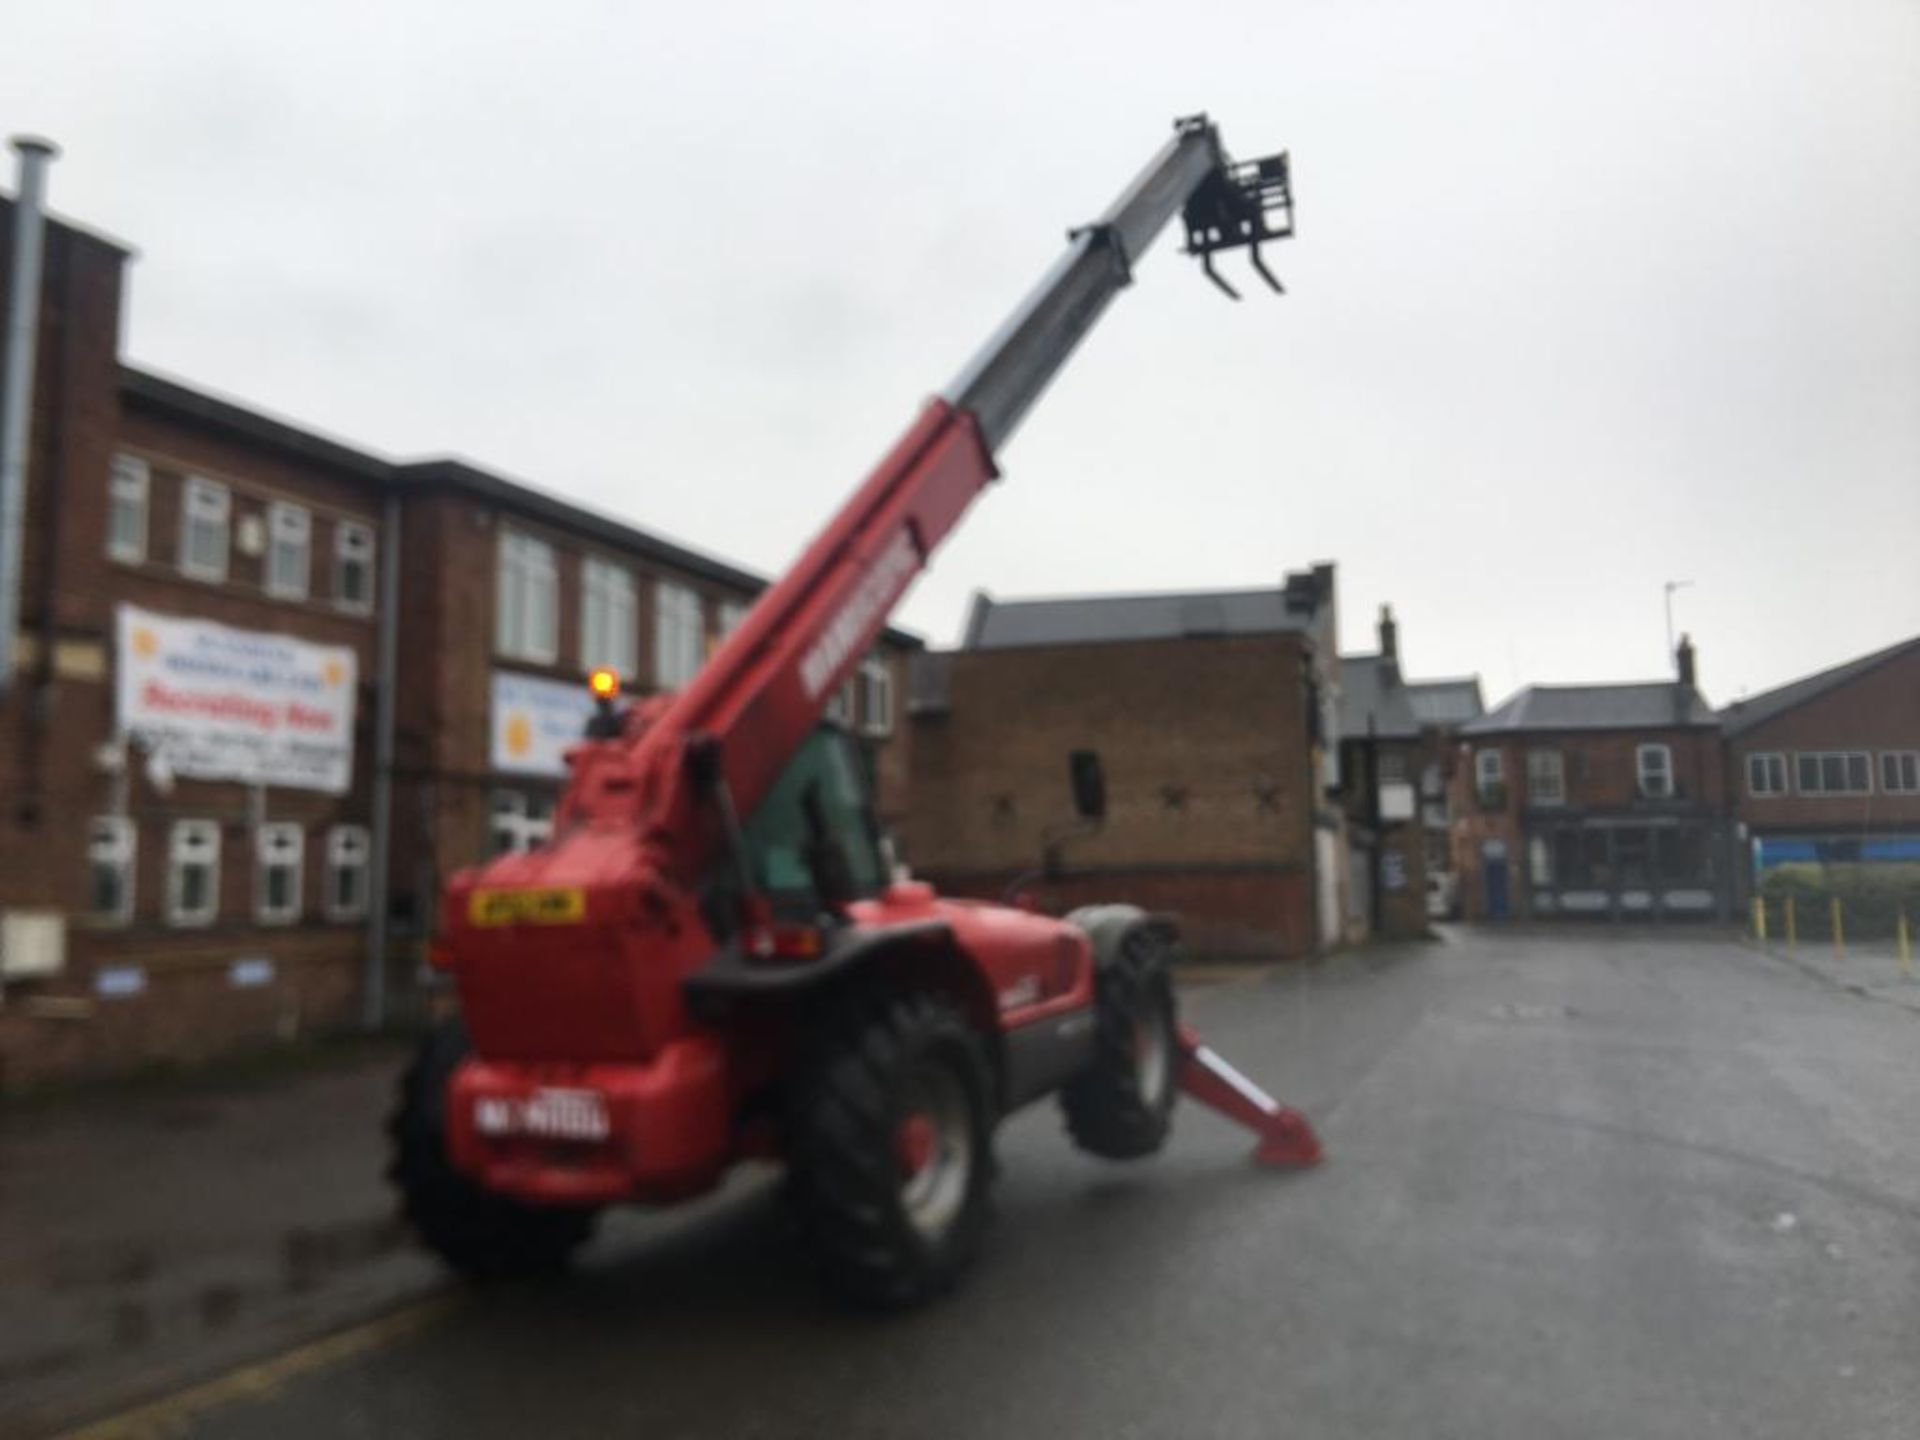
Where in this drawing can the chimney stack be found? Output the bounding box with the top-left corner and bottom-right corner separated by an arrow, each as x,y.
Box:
1676,632 -> 1697,689
1378,604 -> 1398,664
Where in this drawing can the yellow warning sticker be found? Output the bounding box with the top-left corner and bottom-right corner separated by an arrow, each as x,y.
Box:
468,888 -> 587,927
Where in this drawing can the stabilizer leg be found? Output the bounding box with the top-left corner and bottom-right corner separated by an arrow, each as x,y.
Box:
1176,1024 -> 1323,1168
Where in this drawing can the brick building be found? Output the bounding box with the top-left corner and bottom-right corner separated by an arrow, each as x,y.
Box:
1719,635 -> 1920,884
1337,606 -> 1483,938
904,568 -> 1344,960
0,181 -> 915,1089
1450,638 -> 1730,922
0,207 -> 391,1087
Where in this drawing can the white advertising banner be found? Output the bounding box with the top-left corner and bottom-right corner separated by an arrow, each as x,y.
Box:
115,605 -> 358,794
490,670 -> 595,777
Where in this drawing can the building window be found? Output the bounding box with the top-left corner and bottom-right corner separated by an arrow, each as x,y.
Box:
87,816 -> 136,926
718,598 -> 750,637
335,522 -> 375,613
1636,744 -> 1673,799
265,502 -> 311,600
825,681 -> 854,727
580,557 -> 637,677
1883,752 -> 1920,795
325,825 -> 371,921
490,791 -> 555,856
857,653 -> 894,738
1796,751 -> 1871,796
1528,835 -> 1553,888
1658,827 -> 1712,886
1614,826 -> 1654,886
1377,751 -> 1408,784
255,823 -> 304,924
107,454 -> 149,563
496,530 -> 558,663
1474,748 -> 1504,804
1747,752 -> 1787,797
179,477 -> 231,582
167,820 -> 221,927
653,580 -> 705,689
1526,748 -> 1565,806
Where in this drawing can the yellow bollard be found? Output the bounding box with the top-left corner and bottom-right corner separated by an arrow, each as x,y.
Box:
1785,895 -> 1797,950
1831,896 -> 1844,959
1751,896 -> 1767,942
1900,910 -> 1912,980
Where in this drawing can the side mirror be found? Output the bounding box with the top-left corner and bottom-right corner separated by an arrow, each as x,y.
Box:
1069,749 -> 1107,823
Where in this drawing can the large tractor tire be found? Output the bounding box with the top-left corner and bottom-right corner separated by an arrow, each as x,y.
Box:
1060,907 -> 1179,1160
388,1019 -> 596,1280
785,990 -> 996,1308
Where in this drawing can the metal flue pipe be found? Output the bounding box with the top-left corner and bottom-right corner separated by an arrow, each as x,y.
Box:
0,136 -> 57,696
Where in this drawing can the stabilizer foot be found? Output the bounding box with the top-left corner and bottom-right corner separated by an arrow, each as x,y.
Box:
1176,1023 -> 1323,1168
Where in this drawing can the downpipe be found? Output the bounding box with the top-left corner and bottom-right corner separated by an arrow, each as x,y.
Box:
0,136 -> 56,696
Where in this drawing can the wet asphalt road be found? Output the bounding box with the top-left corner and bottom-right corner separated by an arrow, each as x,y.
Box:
180,931 -> 1920,1439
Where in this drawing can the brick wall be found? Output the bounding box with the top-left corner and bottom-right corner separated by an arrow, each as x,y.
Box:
907,633 -> 1321,958
1728,643 -> 1920,834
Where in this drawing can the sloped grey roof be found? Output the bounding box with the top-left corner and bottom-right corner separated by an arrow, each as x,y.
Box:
1339,655 -> 1422,740
1405,677 -> 1484,727
1461,682 -> 1716,734
1719,636 -> 1920,736
963,587 -> 1314,651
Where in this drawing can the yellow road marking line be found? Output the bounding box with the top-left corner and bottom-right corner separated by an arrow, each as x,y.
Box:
50,1294 -> 458,1440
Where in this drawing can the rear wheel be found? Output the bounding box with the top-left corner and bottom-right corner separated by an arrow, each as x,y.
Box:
785,991 -> 995,1308
388,1019 -> 596,1279
1060,920 -> 1178,1159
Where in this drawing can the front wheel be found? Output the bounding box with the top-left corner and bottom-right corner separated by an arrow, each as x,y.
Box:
784,990 -> 996,1308
1060,917 -> 1179,1159
388,1019 -> 596,1279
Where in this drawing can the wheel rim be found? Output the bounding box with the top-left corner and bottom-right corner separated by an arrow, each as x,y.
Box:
896,1063 -> 973,1241
1133,1002 -> 1171,1110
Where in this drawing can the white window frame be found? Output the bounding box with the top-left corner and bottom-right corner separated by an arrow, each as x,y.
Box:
1474,748 -> 1503,798
1882,751 -> 1920,796
107,454 -> 149,564
265,502 -> 312,600
254,823 -> 304,925
857,652 -> 894,738
579,557 -> 638,678
718,598 -> 751,638
653,579 -> 705,689
1796,750 -> 1872,796
825,680 -> 855,727
1636,743 -> 1674,799
495,529 -> 558,663
1747,751 -> 1787,798
179,477 -> 231,582
324,825 -> 371,921
334,521 -> 376,615
1525,747 -> 1565,806
489,790 -> 555,856
166,819 -> 221,928
87,815 -> 137,926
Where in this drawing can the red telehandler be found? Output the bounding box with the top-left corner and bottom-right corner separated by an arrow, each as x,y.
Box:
392,114 -> 1322,1306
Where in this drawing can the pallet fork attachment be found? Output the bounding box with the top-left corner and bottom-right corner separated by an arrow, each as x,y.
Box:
1180,136 -> 1295,301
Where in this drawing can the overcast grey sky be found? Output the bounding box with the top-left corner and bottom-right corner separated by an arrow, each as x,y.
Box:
7,0 -> 1916,704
